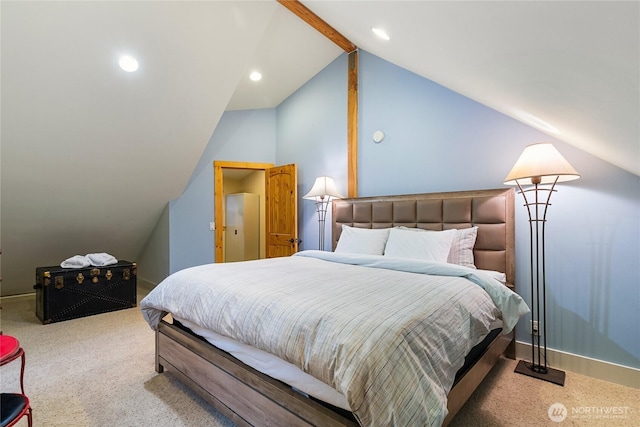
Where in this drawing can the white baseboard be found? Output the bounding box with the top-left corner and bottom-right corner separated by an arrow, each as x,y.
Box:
516,340 -> 639,389
0,292 -> 36,301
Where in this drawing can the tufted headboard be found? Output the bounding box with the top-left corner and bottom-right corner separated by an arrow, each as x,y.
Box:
332,188 -> 515,288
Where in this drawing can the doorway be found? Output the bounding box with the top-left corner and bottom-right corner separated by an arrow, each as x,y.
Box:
214,161 -> 273,263
214,161 -> 299,263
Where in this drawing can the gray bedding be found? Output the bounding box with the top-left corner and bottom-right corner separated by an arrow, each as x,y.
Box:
141,251 -> 528,426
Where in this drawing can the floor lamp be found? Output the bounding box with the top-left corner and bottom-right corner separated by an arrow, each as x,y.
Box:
303,176 -> 343,251
504,142 -> 580,386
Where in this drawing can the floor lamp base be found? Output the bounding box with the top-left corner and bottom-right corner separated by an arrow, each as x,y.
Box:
515,359 -> 565,386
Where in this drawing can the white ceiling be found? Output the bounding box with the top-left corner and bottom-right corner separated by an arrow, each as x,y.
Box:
226,2 -> 343,110
0,1 -> 335,294
1,0 -> 637,295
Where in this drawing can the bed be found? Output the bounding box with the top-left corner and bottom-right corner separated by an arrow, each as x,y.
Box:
141,187 -> 527,427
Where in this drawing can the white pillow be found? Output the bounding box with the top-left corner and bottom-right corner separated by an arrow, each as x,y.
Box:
384,228 -> 456,263
447,226 -> 478,268
334,225 -> 390,255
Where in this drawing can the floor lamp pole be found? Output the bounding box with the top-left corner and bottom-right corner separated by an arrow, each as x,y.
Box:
514,177 -> 566,386
314,196 -> 329,251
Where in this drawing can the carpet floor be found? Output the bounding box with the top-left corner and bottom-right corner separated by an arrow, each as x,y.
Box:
0,288 -> 637,426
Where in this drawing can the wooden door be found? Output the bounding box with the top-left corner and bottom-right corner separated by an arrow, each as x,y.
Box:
266,164 -> 298,258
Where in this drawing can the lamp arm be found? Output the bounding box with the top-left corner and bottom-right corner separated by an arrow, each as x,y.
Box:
541,177 -> 559,223
515,180 -> 538,368
540,176 -> 559,369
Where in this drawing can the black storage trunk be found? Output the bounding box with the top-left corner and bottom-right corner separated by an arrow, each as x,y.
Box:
35,261 -> 137,324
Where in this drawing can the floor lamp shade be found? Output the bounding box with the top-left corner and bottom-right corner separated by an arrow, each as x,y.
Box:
504,142 -> 580,185
504,142 -> 579,386
303,177 -> 343,251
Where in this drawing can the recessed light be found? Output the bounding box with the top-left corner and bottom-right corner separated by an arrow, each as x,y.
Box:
119,55 -> 139,72
249,71 -> 262,81
372,27 -> 390,41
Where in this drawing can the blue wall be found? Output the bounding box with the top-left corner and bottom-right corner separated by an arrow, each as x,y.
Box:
354,51 -> 639,368
169,108 -> 276,273
169,50 -> 639,369
277,54 -> 348,251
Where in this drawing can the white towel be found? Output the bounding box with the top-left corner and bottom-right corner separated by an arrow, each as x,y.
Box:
86,253 -> 118,267
60,255 -> 90,269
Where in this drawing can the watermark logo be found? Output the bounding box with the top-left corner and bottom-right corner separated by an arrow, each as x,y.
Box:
548,403 -> 630,422
548,403 -> 568,422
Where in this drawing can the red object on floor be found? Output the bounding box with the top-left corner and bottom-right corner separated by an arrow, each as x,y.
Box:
0,335 -> 20,362
0,335 -> 32,427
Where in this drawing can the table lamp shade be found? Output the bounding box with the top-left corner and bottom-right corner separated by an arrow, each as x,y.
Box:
303,176 -> 344,200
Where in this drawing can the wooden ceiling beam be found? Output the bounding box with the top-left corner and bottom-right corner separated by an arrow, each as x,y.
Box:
277,0 -> 359,197
277,0 -> 357,53
347,51 -> 358,198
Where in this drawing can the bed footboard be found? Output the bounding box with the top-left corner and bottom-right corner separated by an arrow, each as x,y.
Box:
443,330 -> 514,426
157,319 -> 512,427
156,319 -> 358,427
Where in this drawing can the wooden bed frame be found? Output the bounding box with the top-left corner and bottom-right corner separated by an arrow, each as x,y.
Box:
155,188 -> 516,427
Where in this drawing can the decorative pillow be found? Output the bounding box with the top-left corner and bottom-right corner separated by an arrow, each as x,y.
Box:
384,228 -> 456,263
334,225 -> 390,255
447,226 -> 479,268
395,226 -> 479,268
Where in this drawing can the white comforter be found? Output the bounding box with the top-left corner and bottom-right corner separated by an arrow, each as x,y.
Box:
141,251 -> 528,426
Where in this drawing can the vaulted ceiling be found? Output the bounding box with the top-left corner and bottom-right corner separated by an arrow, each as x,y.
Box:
281,1 -> 640,176
1,1 -> 341,295
1,1 -> 637,295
